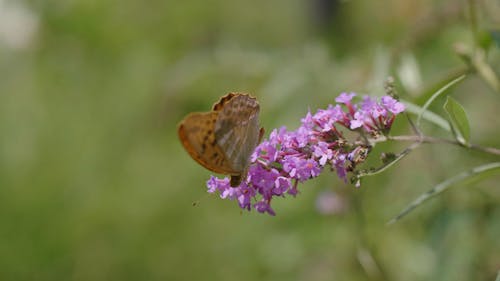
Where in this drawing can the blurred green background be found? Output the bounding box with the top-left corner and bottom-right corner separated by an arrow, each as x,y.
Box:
1,0 -> 499,280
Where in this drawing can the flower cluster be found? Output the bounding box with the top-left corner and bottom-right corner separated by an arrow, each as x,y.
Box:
207,93 -> 405,215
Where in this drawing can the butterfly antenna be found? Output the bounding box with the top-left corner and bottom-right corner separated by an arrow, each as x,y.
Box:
192,192 -> 210,207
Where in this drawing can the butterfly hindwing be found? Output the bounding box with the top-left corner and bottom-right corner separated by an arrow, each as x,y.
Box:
178,111 -> 239,175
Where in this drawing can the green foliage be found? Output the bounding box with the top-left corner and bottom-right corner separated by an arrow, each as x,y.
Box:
443,96 -> 471,146
416,74 -> 466,128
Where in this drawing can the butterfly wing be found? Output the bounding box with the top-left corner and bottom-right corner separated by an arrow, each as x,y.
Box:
214,94 -> 261,173
178,111 -> 240,175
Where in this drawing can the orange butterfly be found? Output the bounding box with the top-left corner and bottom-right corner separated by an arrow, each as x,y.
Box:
178,93 -> 264,186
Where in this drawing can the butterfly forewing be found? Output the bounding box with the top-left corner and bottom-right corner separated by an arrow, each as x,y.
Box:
178,112 -> 239,175
214,94 -> 260,172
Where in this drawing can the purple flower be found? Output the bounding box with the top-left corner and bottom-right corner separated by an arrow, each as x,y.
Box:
333,154 -> 348,182
360,96 -> 377,111
220,186 -> 239,200
205,92 -> 405,215
294,127 -> 312,148
313,141 -> 333,166
207,176 -> 230,193
249,166 -> 280,198
381,96 -> 405,114
370,103 -> 387,119
288,185 -> 298,196
303,158 -> 322,178
282,157 -> 321,181
254,200 -> 276,216
252,140 -> 278,163
350,111 -> 365,129
274,176 -> 291,195
313,107 -> 337,132
237,183 -> 256,210
269,126 -> 288,146
335,92 -> 356,104
282,156 -> 301,178
301,111 -> 315,129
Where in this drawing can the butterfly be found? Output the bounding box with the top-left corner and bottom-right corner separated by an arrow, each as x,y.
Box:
178,93 -> 264,187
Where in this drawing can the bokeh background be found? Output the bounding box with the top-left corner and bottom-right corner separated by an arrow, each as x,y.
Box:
1,0 -> 499,280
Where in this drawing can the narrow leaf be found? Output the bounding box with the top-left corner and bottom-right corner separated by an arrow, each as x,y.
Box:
416,75 -> 466,127
402,100 -> 450,131
443,96 -> 471,146
388,162 -> 500,225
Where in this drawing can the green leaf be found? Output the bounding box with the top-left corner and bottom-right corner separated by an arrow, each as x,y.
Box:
416,74 -> 466,127
477,29 -> 493,51
443,96 -> 471,146
402,100 -> 450,131
388,162 -> 500,225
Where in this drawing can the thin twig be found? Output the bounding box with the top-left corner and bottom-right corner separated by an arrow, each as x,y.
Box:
387,162 -> 500,224
416,75 -> 466,127
405,112 -> 422,137
355,142 -> 421,180
371,135 -> 500,156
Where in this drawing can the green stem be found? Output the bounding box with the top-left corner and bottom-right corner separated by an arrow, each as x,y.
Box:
467,0 -> 479,49
371,135 -> 500,156
355,135 -> 500,182
387,162 -> 500,224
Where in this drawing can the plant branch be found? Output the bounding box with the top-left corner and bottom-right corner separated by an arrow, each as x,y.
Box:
387,162 -> 500,224
370,135 -> 500,156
